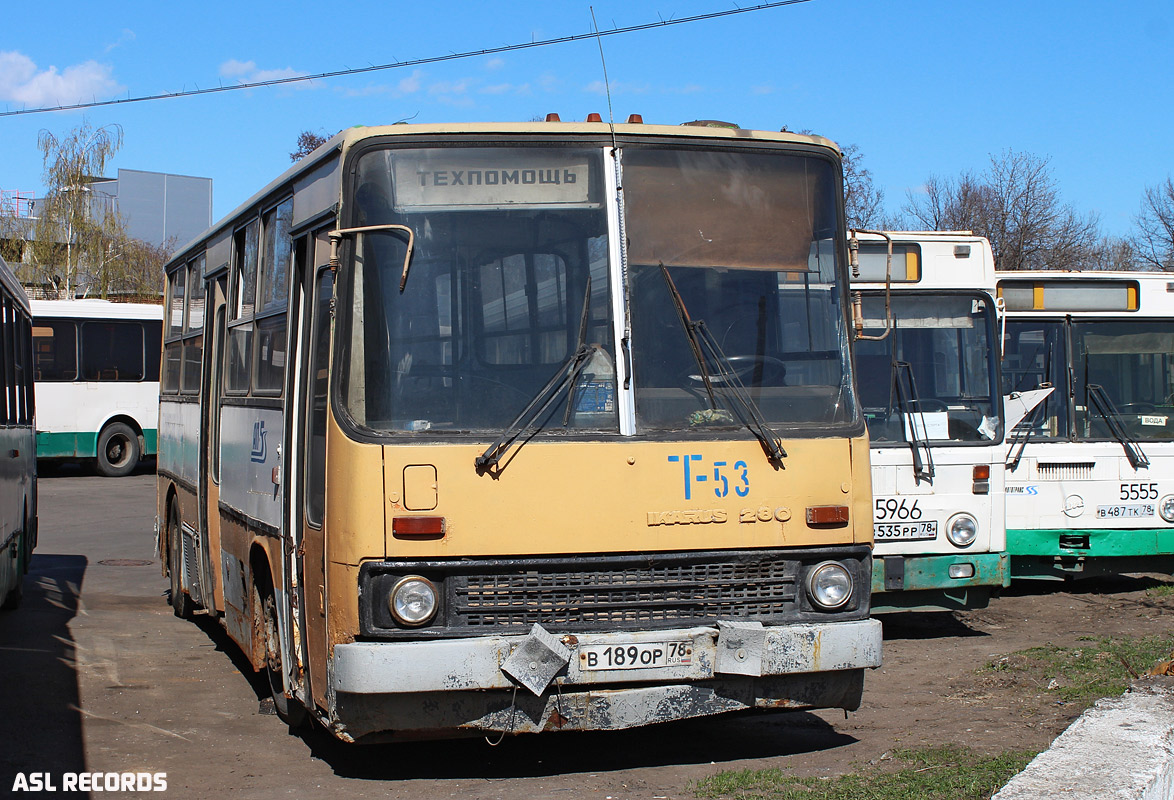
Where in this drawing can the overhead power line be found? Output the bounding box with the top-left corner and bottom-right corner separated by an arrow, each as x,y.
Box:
1,1 -> 812,118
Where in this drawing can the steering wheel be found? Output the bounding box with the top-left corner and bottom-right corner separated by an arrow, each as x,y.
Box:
683,355 -> 788,385
904,398 -> 949,413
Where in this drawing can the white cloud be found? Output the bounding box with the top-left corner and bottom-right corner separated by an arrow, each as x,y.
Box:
105,29 -> 136,54
397,70 -> 423,94
485,57 -> 505,71
219,59 -> 303,85
0,50 -> 124,107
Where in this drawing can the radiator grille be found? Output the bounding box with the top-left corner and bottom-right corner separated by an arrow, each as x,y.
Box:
1036,462 -> 1095,480
451,559 -> 799,627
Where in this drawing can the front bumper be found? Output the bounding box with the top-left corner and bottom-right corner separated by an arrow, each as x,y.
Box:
331,618 -> 882,739
871,551 -> 1010,594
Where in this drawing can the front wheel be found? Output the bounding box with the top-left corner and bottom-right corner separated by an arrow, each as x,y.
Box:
96,422 -> 140,477
260,584 -> 307,728
167,505 -> 195,619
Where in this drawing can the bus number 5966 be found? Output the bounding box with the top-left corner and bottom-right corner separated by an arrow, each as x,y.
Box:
874,498 -> 923,521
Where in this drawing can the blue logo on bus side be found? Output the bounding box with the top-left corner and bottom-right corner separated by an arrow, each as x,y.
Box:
251,421 -> 268,463
668,454 -> 750,500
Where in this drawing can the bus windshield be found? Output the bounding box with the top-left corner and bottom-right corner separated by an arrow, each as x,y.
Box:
624,147 -> 853,431
341,141 -> 854,435
1073,320 -> 1174,442
856,294 -> 999,445
344,145 -> 614,434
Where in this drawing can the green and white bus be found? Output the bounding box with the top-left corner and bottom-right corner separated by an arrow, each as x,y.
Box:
32,300 -> 162,476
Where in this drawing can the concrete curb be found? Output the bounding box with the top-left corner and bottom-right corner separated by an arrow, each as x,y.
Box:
994,677 -> 1174,800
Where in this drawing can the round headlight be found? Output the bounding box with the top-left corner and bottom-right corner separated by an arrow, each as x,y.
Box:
805,561 -> 853,610
389,576 -> 438,626
1160,495 -> 1174,524
946,513 -> 978,547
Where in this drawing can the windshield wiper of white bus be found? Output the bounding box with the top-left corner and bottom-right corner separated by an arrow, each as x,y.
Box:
892,360 -> 935,484
475,279 -> 595,473
1006,392 -> 1046,472
1086,383 -> 1150,470
659,265 -> 786,467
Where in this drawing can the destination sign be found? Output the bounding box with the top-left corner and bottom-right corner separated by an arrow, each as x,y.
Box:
393,150 -> 594,210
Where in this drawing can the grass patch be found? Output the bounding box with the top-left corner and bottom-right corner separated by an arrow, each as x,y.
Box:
983,635 -> 1174,706
693,745 -> 1035,800
1145,581 -> 1174,599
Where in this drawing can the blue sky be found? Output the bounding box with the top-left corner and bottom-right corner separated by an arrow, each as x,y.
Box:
1,0 -> 1171,239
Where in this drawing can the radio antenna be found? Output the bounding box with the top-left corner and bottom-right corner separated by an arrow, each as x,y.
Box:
590,6 -> 632,398
590,6 -> 618,148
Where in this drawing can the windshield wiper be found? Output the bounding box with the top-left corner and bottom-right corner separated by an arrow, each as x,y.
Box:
659,265 -> 786,466
475,279 -> 595,472
1086,383 -> 1149,470
1006,395 -> 1044,472
892,360 -> 934,484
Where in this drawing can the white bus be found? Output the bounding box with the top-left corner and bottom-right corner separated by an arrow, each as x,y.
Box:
999,271 -> 1174,579
0,255 -> 36,610
31,300 -> 163,476
852,232 -> 1008,611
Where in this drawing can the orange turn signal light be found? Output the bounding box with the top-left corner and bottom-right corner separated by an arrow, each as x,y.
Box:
806,506 -> 849,526
973,465 -> 991,481
392,516 -> 446,539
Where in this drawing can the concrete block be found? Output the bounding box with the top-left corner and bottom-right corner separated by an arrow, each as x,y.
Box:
995,677 -> 1174,800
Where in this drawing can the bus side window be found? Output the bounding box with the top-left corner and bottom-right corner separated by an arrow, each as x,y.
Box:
81,321 -> 145,382
32,320 -> 78,382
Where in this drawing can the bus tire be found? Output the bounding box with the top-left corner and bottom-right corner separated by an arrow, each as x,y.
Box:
1,537 -> 22,611
167,504 -> 195,619
96,422 -> 140,477
259,582 -> 308,728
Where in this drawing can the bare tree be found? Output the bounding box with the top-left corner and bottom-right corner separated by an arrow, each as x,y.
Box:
290,130 -> 329,162
1131,177 -> 1174,271
841,143 -> 888,230
903,149 -> 1103,270
31,121 -> 125,297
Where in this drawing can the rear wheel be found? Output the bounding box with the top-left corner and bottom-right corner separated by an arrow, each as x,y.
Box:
167,504 -> 194,618
96,422 -> 140,477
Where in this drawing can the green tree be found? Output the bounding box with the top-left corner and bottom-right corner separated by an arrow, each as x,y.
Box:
30,121 -> 125,297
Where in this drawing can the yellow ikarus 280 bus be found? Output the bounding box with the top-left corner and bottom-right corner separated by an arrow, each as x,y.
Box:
157,119 -> 880,742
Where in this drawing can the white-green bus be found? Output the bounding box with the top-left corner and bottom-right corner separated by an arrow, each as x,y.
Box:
31,300 -> 162,476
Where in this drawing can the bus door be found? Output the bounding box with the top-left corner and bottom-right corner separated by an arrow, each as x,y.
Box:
290,232 -> 333,710
198,275 -> 228,611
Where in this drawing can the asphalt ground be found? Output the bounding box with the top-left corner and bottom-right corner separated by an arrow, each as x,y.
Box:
3,469 -> 1171,799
